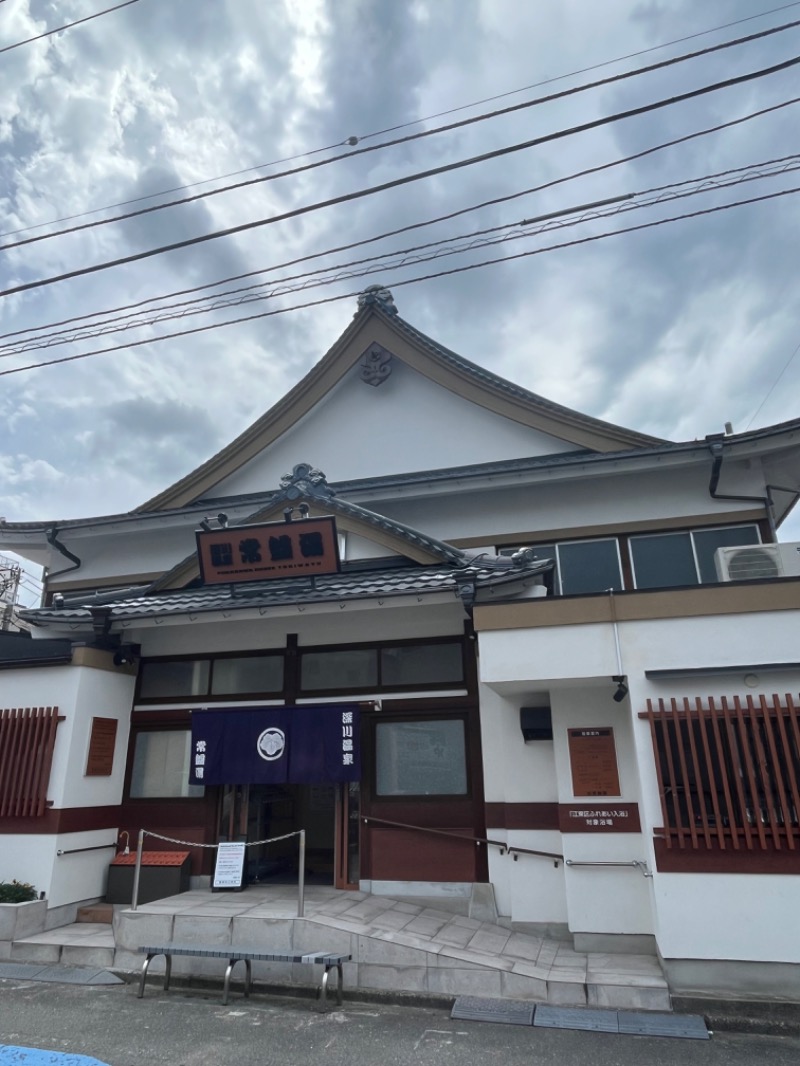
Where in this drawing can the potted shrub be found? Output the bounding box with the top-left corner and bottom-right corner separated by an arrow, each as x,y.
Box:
0,880 -> 46,941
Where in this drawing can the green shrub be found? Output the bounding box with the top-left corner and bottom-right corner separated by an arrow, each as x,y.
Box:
0,880 -> 38,903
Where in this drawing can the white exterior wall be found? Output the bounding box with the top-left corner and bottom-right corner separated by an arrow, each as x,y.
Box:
479,685 -> 566,923
215,361 -> 577,498
477,605 -> 800,961
0,662 -> 135,905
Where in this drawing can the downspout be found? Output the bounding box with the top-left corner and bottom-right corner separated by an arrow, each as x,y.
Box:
706,435 -> 777,541
45,527 -> 82,580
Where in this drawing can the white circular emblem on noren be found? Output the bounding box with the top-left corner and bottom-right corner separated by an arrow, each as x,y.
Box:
256,727 -> 286,761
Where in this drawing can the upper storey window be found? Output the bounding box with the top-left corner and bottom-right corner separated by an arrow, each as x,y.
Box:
629,526 -> 760,589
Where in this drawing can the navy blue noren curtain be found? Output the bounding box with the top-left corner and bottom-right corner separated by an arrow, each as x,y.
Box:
189,704 -> 360,786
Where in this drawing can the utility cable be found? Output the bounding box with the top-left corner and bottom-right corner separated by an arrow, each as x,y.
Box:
4,0 -> 799,239
2,51 -> 798,301
0,0 -> 142,55
4,93 -> 794,346
745,338 -> 800,428
3,15 -> 800,255
6,155 -> 798,355
2,183 -> 798,379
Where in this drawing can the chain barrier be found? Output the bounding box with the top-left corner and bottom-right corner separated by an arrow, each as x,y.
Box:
140,828 -> 303,849
131,827 -> 307,917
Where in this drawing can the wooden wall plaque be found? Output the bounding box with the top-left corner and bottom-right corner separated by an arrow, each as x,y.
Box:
85,717 -> 118,776
567,727 -> 621,797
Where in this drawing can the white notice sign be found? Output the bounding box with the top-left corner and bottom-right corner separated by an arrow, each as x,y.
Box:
212,842 -> 246,890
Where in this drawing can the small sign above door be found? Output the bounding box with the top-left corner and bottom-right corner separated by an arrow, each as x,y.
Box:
196,516 -> 340,585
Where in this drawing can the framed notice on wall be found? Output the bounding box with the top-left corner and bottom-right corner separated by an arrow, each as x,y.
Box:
567,727 -> 621,797
85,717 -> 118,776
212,841 -> 247,891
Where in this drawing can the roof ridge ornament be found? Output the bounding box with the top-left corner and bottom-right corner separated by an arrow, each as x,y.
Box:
279,463 -> 336,500
356,284 -> 398,316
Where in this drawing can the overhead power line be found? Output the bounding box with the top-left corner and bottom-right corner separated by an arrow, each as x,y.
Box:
0,0 -> 142,55
5,155 -> 798,357
4,0 -> 799,239
2,183 -> 798,379
1,51 -> 798,302
5,92 -> 793,347
4,15 -> 800,258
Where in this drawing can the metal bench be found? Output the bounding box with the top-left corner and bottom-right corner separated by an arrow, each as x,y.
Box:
137,943 -> 351,1010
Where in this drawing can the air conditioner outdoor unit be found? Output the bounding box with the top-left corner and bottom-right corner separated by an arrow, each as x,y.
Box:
714,542 -> 800,582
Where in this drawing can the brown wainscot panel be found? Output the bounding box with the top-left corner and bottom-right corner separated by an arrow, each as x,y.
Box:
485,803 -> 560,831
653,836 -> 800,874
559,803 -> 641,833
367,827 -> 477,881
0,806 -> 123,835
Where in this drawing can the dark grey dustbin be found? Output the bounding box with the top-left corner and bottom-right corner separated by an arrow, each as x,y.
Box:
105,850 -> 191,905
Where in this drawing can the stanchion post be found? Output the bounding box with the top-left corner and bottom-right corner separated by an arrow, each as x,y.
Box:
131,829 -> 145,911
297,830 -> 306,917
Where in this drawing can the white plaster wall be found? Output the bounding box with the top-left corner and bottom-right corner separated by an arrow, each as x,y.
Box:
652,873 -> 800,962
478,687 -> 558,804
367,460 -> 763,545
0,835 -> 56,900
479,624 -> 617,686
56,668 -> 134,808
132,601 -> 467,657
551,686 -> 653,935
215,361 -> 577,498
49,830 -> 119,909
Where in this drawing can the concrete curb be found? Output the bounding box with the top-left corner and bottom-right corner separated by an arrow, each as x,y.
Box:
673,996 -> 800,1036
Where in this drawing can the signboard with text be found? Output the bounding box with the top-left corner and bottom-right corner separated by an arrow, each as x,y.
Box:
559,802 -> 641,833
567,727 -> 621,797
212,841 -> 246,891
85,717 -> 118,776
196,517 -> 340,585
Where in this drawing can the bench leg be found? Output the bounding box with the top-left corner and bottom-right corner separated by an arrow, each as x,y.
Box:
138,953 -> 171,998
316,962 -> 344,1012
223,958 -> 249,1006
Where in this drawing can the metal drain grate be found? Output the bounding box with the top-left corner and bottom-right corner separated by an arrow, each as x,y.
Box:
534,1006 -> 621,1033
451,996 -> 536,1026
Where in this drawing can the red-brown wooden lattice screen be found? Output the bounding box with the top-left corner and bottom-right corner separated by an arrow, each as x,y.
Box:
640,695 -> 800,850
0,706 -> 62,817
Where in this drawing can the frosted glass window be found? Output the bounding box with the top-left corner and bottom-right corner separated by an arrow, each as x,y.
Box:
130,731 -> 204,798
139,660 -> 209,699
376,719 -> 467,796
211,655 -> 283,695
301,649 -> 378,691
381,643 -> 463,686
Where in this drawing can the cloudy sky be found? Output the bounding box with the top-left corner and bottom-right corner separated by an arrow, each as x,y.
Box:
2,0 -> 800,600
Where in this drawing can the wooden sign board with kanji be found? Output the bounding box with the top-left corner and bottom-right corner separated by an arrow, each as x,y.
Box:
196,517 -> 340,585
567,727 -> 621,797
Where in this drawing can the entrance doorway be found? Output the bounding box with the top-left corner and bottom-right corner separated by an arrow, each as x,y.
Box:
218,782 -> 359,888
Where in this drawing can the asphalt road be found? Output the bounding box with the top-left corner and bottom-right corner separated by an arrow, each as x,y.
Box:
2,979 -> 800,1066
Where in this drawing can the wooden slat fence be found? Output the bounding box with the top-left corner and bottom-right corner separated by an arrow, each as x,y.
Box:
640,695 -> 800,851
0,706 -> 62,817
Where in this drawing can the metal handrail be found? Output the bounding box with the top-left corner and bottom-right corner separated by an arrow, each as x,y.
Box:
361,815 -> 563,866
56,842 -> 117,857
131,828 -> 307,914
565,859 -> 653,878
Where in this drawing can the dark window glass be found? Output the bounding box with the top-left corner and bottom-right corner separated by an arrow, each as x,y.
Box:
210,655 -> 283,695
630,533 -> 698,589
381,643 -> 463,687
558,539 -> 622,595
138,660 -> 210,699
375,719 -> 467,796
300,649 -> 378,691
130,731 -> 204,798
693,526 -> 760,583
